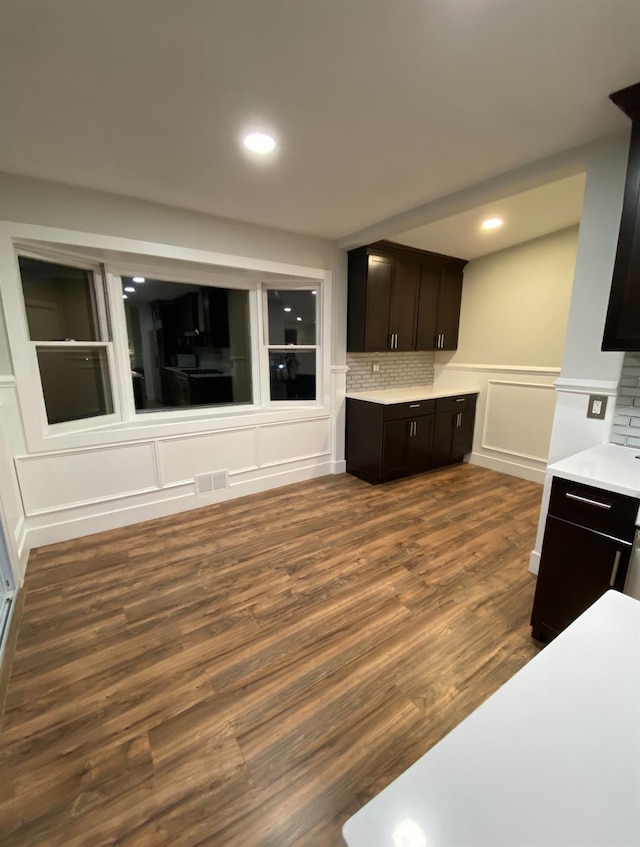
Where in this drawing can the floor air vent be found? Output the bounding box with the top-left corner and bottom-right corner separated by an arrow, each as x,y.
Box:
195,471 -> 229,496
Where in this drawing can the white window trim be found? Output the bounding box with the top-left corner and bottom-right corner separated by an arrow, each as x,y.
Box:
261,282 -> 323,408
0,222 -> 331,454
13,246 -> 122,437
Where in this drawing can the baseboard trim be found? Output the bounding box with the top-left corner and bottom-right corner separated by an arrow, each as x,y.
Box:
24,461 -> 335,550
0,587 -> 24,731
469,452 -> 546,485
529,549 -> 541,576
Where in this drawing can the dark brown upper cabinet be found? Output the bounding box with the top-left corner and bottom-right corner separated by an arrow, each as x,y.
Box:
347,241 -> 466,352
602,81 -> 640,351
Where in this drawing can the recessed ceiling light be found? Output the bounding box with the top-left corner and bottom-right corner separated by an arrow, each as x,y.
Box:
296,316 -> 302,321
243,132 -> 276,154
132,276 -> 146,283
122,294 -> 128,299
124,286 -> 135,293
284,306 -> 292,312
481,217 -> 503,230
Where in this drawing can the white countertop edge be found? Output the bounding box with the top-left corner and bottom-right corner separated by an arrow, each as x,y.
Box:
547,443 -> 640,499
346,385 -> 480,404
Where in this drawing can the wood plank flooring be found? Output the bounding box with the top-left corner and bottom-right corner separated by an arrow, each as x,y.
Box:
0,464 -> 543,846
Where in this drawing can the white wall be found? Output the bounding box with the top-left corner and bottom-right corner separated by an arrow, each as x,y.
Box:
529,132 -> 630,575
0,172 -> 349,577
435,227 -> 580,483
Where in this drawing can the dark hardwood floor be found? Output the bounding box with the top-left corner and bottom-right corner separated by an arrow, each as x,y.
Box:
0,464 -> 543,846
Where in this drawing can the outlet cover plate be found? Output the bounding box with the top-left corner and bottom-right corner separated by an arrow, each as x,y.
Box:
587,394 -> 608,420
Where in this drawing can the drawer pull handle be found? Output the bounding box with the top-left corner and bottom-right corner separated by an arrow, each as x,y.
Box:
610,550 -> 622,587
456,398 -> 465,403
565,493 -> 612,510
409,403 -> 421,408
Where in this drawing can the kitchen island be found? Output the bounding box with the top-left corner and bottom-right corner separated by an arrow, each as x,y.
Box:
342,590 -> 640,847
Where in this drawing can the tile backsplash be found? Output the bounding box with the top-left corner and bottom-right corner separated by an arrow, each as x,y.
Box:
346,351 -> 435,393
611,353 -> 640,448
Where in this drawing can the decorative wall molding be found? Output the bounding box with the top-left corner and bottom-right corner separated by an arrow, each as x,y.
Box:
553,376 -> 619,395
481,380 -> 556,464
440,363 -> 561,376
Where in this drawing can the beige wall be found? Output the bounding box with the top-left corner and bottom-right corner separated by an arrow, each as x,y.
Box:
434,226 -> 580,484
447,226 -> 579,369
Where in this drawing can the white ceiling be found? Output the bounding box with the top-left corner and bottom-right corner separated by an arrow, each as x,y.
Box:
0,0 -> 639,247
391,174 -> 586,259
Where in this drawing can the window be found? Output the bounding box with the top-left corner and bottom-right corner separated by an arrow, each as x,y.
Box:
265,288 -> 318,401
18,256 -> 115,426
121,276 -> 252,412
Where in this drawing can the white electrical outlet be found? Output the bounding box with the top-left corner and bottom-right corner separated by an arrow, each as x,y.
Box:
587,394 -> 607,420
371,362 -> 380,373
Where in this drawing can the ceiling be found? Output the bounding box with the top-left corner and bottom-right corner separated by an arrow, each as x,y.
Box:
390,174 -> 586,259
1,0 -> 639,249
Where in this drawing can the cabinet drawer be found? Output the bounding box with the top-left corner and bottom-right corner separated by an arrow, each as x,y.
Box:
548,477 -> 639,542
435,393 -> 476,413
383,399 -> 436,421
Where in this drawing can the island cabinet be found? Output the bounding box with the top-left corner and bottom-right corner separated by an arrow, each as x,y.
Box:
346,392 -> 477,484
432,393 -> 477,466
602,82 -> 640,351
530,476 -> 639,642
347,241 -> 466,352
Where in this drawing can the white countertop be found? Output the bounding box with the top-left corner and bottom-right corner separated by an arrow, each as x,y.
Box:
346,384 -> 480,404
547,442 -> 640,499
342,590 -> 640,847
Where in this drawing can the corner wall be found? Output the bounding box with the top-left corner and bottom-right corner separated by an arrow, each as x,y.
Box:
530,132 -> 630,575
435,226 -> 580,483
0,173 -> 348,571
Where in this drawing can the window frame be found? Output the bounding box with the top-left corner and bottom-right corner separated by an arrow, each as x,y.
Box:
1,226 -> 331,454
261,282 -> 322,407
14,246 -> 122,435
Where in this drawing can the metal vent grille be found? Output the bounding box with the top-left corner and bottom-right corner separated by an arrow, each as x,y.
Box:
195,471 -> 229,496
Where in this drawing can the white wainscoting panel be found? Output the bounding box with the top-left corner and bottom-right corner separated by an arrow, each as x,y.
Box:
482,380 -> 557,462
160,427 -> 258,486
16,441 -> 159,515
259,417 -> 331,467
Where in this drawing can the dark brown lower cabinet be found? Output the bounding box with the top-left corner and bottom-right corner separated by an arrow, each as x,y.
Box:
383,415 -> 434,477
530,477 -> 638,642
346,393 -> 477,484
432,394 -> 476,467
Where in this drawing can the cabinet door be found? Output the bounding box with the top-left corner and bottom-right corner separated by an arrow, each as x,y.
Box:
437,266 -> 463,350
432,411 -> 454,464
364,256 -> 393,350
451,409 -> 474,456
382,419 -> 410,475
531,516 -> 631,640
407,414 -> 434,469
602,120 -> 640,351
389,261 -> 419,350
416,263 -> 441,349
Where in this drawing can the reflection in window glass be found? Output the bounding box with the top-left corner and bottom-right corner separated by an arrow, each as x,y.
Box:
267,290 -> 316,345
36,347 -> 114,424
19,257 -> 99,342
121,277 -> 252,412
269,350 -> 316,400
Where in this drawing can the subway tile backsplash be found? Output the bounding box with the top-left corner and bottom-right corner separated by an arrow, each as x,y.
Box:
611,352 -> 640,448
346,351 -> 435,393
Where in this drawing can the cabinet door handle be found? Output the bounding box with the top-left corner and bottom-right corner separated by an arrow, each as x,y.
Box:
565,493 -> 612,510
409,403 -> 421,408
413,420 -> 417,437
441,333 -> 445,348
610,550 -> 622,587
456,398 -> 465,403
456,412 -> 462,427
